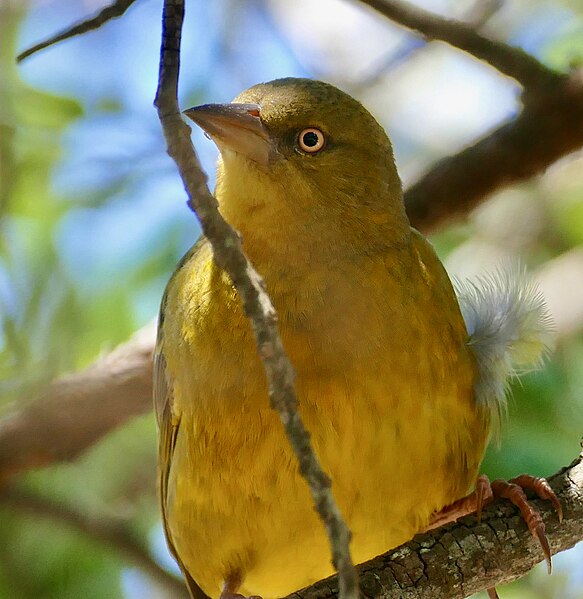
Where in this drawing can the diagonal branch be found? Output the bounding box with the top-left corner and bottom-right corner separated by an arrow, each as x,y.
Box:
355,0 -> 562,89
288,454 -> 583,599
0,325 -> 155,483
404,69 -> 583,232
0,486 -> 189,598
349,0 -> 503,90
16,0 -> 139,63
154,2 -> 358,599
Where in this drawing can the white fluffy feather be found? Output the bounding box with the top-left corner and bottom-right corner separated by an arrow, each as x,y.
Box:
454,266 -> 554,427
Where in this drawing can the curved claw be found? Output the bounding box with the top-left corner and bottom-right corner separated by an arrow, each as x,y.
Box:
476,474 -> 492,523
535,524 -> 553,575
491,478 -> 554,574
509,475 -> 563,523
487,588 -> 500,599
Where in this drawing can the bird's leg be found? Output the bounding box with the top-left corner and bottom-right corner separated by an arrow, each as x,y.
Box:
219,573 -> 262,599
423,474 -> 493,531
423,473 -> 562,597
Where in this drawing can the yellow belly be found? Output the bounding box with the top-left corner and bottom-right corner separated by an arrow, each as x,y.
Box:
161,235 -> 489,599
167,383 -> 483,598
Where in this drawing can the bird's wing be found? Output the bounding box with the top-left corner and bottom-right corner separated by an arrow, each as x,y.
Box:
154,241 -> 210,599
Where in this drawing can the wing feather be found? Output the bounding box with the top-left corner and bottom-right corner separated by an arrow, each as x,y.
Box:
154,241 -> 210,599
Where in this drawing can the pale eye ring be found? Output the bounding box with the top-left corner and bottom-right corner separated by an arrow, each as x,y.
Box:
297,128 -> 326,153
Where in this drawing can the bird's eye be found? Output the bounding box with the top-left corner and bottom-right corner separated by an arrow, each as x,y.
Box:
297,128 -> 326,154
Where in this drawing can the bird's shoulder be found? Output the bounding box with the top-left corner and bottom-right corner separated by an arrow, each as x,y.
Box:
407,228 -> 467,326
159,235 -> 246,340
158,236 -> 215,327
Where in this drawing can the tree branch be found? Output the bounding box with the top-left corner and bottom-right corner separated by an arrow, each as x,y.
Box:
404,69 -> 583,232
0,325 -> 155,483
287,454 -> 583,599
355,0 -> 562,88
16,0 -> 138,63
154,2 -> 358,598
0,486 -> 189,598
349,0 -> 503,90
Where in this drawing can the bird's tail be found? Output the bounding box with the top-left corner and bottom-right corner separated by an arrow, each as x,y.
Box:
454,266 -> 554,429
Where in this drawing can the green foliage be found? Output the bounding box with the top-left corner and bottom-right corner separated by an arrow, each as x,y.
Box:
0,511 -> 124,599
0,6 -> 162,599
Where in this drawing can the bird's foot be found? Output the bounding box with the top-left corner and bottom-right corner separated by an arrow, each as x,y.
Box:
424,473 -> 562,597
488,475 -> 563,573
423,474 -> 494,531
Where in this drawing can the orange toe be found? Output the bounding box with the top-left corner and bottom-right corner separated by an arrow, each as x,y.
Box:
491,474 -> 561,574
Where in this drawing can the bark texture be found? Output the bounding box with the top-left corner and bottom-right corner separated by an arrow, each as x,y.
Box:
288,455 -> 583,599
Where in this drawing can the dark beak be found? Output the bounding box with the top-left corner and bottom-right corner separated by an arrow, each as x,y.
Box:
183,103 -> 274,166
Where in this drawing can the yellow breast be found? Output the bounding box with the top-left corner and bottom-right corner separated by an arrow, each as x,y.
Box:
160,231 -> 488,599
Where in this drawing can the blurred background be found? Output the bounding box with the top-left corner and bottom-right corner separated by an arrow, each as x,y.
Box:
1,0 -> 582,597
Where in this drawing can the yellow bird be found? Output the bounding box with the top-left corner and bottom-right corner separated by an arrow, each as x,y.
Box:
155,78 -> 554,599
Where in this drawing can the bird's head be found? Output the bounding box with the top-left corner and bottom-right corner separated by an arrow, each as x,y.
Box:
184,78 -> 409,261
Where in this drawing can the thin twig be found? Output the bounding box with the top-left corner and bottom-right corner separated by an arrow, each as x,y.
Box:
154,2 -> 359,599
16,0 -> 139,63
0,487 -> 189,599
349,0 -> 503,90
356,0 -> 562,89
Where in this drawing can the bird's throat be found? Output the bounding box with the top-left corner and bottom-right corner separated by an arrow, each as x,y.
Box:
215,156 -> 411,282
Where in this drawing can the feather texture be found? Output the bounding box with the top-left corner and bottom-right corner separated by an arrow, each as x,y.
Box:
455,266 -> 554,426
